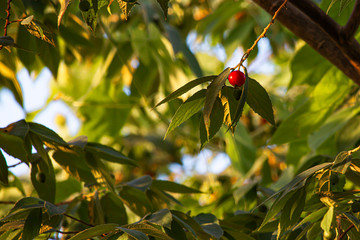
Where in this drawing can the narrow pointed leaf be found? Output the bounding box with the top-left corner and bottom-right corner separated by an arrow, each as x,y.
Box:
152,180 -> 201,193
22,208 -> 42,240
156,0 -> 169,18
165,89 -> 206,138
69,224 -> 119,240
118,227 -> 149,240
0,151 -> 8,184
85,142 -> 136,166
155,75 -> 215,108
204,68 -> 230,135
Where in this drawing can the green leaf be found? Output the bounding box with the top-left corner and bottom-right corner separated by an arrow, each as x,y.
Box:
84,151 -> 116,192
204,68 -> 230,135
165,24 -> 203,77
119,186 -> 153,216
339,0 -> 353,14
231,68 -> 249,128
22,208 -> 42,240
156,0 -> 169,18
233,180 -> 258,204
85,142 -> 137,166
126,222 -> 172,240
155,75 -> 215,108
246,78 -> 275,125
171,210 -> 212,239
165,219 -> 187,240
101,192 -> 128,225
332,151 -> 352,174
52,147 -> 97,184
220,86 -> 240,132
295,207 -> 327,228
126,175 -> 153,191
343,212 -> 360,231
0,122 -> 30,163
30,157 -> 56,203
279,187 -> 306,232
69,223 -> 119,240
194,213 -> 223,239
289,44 -> 331,87
320,206 -> 334,233
271,67 -> 352,145
146,209 -> 172,229
0,151 -> 8,184
0,229 -> 22,240
28,122 -> 68,147
309,105 -> 360,150
4,197 -> 43,219
58,0 -> 71,26
326,0 -> 338,13
81,0 -> 108,30
55,178 -> 82,203
152,180 -> 202,193
165,89 -> 206,138
200,96 -> 224,147
29,132 -> 51,168
118,227 -> 149,240
44,201 -> 66,217
259,188 -> 297,230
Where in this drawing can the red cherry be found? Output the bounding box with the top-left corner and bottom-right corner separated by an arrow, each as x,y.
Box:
228,70 -> 246,87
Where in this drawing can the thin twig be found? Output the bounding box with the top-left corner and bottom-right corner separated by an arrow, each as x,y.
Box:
0,0 -> 12,50
63,213 -> 94,227
338,223 -> 354,240
8,161 -> 24,168
0,201 -> 16,204
341,0 -> 360,40
348,145 -> 360,154
4,0 -> 11,36
234,0 -> 289,69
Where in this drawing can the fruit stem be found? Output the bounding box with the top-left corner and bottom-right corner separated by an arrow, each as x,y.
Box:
233,0 -> 289,70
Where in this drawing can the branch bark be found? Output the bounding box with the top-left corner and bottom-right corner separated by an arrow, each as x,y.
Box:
252,0 -> 360,85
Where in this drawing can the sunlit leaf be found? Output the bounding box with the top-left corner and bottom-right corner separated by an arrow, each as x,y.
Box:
21,16 -> 55,46
58,0 -> 71,26
118,0 -> 137,20
200,96 -> 224,147
320,206 -> 334,234
155,76 -> 215,108
165,89 -> 206,139
68,223 -> 119,240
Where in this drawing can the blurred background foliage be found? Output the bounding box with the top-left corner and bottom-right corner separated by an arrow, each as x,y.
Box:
0,0 -> 360,239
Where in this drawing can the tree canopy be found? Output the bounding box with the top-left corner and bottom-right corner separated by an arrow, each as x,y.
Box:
0,0 -> 360,239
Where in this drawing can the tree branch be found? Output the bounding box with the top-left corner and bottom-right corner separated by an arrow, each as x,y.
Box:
4,0 -> 11,36
341,0 -> 360,40
252,0 -> 360,85
289,0 -> 341,42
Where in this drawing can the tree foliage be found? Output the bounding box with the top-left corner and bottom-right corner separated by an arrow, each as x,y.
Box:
0,0 -> 360,239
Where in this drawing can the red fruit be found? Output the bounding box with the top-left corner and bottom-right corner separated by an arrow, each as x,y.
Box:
228,70 -> 246,87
